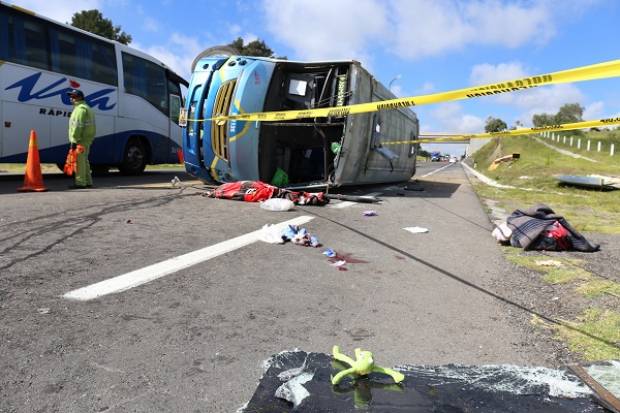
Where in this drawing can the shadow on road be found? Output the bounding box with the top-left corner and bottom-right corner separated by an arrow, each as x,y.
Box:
0,170 -> 200,195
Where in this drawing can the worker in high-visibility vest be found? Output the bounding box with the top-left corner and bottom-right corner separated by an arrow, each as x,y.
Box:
67,89 -> 96,189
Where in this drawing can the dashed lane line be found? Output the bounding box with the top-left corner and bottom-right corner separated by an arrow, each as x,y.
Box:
421,162 -> 454,178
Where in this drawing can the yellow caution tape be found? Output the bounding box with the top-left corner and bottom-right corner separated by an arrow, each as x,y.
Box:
379,117 -> 620,145
197,59 -> 620,123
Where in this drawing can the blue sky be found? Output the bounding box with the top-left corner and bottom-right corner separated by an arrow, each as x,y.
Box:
15,0 -> 620,140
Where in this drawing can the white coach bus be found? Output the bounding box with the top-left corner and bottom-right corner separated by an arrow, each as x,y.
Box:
0,2 -> 188,174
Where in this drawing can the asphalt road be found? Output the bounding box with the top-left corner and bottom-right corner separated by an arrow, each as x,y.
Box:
0,162 -> 553,412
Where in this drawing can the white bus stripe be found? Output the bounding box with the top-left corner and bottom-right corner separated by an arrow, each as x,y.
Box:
63,215 -> 314,301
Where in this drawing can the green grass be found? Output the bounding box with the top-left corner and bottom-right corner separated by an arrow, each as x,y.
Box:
545,130 -> 620,163
556,308 -> 620,361
503,247 -> 593,285
576,279 -> 620,298
543,267 -> 592,284
504,247 -> 620,298
472,134 -> 620,233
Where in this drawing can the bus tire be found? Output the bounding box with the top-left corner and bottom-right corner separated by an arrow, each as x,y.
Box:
119,139 -> 147,175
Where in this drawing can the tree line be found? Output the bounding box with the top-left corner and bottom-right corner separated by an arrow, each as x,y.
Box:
484,103 -> 584,133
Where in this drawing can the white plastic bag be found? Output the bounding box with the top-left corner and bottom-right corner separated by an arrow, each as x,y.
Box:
260,198 -> 295,212
258,224 -> 285,244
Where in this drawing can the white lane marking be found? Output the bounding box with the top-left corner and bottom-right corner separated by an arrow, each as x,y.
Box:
64,216 -> 314,301
327,192 -> 382,209
421,163 -> 453,178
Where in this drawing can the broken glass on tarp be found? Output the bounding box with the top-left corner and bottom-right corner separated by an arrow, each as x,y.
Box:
243,350 -> 604,412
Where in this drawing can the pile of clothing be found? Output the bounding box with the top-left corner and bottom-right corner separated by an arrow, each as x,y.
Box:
492,204 -> 599,252
207,181 -> 329,206
259,224 -> 320,247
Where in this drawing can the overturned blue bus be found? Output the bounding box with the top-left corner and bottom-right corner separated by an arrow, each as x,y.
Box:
182,55 -> 419,188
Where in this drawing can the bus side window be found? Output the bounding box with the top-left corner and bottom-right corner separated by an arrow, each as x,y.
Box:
122,52 -> 168,114
0,7 -> 49,70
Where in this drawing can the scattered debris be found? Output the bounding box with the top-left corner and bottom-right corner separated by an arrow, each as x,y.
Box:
507,204 -> 599,252
322,249 -> 336,258
331,345 -> 404,385
282,225 -> 321,248
363,210 -> 378,217
126,219 -> 132,224
170,176 -> 181,188
488,153 -> 520,171
37,307 -> 50,314
247,350 -> 603,412
274,371 -> 314,408
325,252 -> 369,271
207,181 -> 328,205
556,175 -> 620,190
259,224 -> 286,244
492,222 -> 512,243
536,260 -> 563,268
403,226 -> 429,234
260,198 -> 295,212
326,193 -> 381,203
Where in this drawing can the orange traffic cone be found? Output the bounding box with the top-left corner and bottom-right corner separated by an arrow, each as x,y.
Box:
177,147 -> 184,164
18,130 -> 47,192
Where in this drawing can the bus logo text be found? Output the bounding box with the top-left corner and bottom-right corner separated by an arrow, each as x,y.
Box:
5,72 -> 116,111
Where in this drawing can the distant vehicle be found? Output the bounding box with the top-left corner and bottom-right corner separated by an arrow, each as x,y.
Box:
449,156 -> 458,163
182,54 -> 419,187
0,2 -> 188,174
430,152 -> 441,161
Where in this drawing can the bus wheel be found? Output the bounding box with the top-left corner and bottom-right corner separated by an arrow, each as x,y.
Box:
119,139 -> 147,175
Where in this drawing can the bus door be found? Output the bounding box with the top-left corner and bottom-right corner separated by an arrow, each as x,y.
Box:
165,70 -> 188,161
167,78 -> 183,158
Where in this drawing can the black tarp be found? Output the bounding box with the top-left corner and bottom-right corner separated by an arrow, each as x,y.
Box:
244,350 -> 605,412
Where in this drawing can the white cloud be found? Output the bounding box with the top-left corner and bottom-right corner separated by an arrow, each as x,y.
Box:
262,0 -> 556,62
12,0 -> 103,23
389,0 -> 554,59
143,16 -> 160,32
134,33 -> 205,79
583,101 -> 604,119
229,24 -> 242,37
430,103 -> 485,134
468,62 -> 587,124
262,0 -> 387,61
418,82 -> 435,94
470,62 -> 528,85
